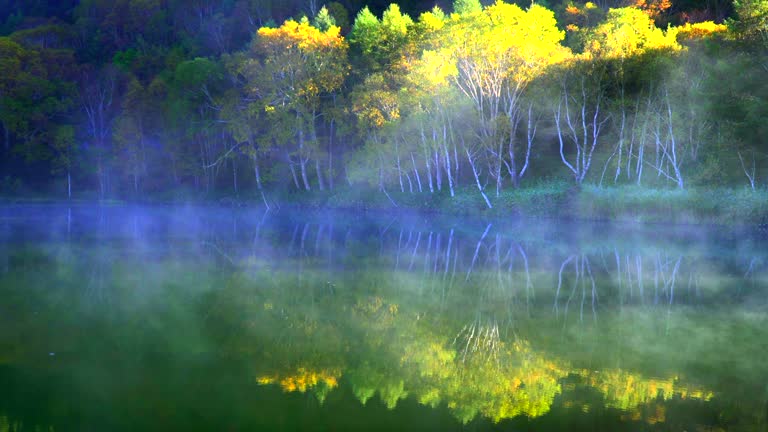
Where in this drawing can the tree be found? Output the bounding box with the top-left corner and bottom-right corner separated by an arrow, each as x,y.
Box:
0,35 -> 78,196
349,4 -> 414,74
453,0 -> 482,15
240,17 -> 349,191
79,65 -> 123,199
165,57 -> 225,192
424,1 -> 569,197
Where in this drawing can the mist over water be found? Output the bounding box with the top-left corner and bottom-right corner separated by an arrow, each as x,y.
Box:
0,204 -> 766,431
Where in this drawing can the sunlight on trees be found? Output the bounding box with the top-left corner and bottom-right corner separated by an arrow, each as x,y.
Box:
1,0 -> 766,204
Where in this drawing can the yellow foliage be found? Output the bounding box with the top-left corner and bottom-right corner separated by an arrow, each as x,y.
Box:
254,19 -> 348,104
675,21 -> 727,40
257,20 -> 345,53
585,7 -> 681,59
419,11 -> 446,32
413,1 -> 570,101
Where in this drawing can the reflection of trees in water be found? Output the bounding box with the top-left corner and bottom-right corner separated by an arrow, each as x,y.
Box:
2,210 -> 767,430
249,292 -> 717,425
554,254 -> 597,322
453,317 -> 500,363
227,219 -> 768,312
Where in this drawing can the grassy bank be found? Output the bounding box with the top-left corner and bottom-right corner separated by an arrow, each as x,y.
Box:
2,182 -> 767,227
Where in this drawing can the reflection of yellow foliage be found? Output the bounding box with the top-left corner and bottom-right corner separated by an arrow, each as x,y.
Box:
581,368 -> 714,412
257,367 -> 341,393
400,338 -> 568,423
353,296 -> 399,327
253,289 -> 717,425
354,296 -> 384,314
257,375 -> 276,385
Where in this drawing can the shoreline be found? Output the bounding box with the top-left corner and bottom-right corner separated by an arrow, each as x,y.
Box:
2,184 -> 766,230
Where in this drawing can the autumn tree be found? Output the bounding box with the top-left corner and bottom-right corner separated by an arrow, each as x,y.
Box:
237,18 -> 348,191
423,1 -> 569,201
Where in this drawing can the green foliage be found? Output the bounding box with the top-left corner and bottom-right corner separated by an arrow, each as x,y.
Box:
313,6 -> 337,32
729,0 -> 768,41
452,0 -> 482,15
0,0 -> 766,215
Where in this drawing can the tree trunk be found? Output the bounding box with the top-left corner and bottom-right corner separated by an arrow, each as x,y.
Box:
421,128 -> 434,193
97,159 -> 105,200
396,139 -> 404,193
289,158 -> 300,189
254,161 -> 270,210
298,122 -> 311,190
508,138 -> 518,188
315,159 -> 325,191
232,158 -> 238,194
464,142 -> 492,209
614,107 -> 625,183
411,153 -> 423,193
443,142 -> 455,197
405,171 -> 413,193
253,158 -> 263,190
300,159 -> 311,190
496,139 -> 503,196
328,119 -> 334,191
434,147 -> 442,192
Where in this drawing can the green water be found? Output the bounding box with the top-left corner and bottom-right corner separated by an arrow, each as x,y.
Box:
0,205 -> 766,431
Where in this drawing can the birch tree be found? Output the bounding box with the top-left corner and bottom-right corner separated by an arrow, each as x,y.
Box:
242,17 -> 348,191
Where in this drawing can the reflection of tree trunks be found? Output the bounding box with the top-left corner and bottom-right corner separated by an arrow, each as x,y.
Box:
554,255 -> 575,314
408,231 -> 421,272
425,232 -> 433,275
288,223 -> 299,255
636,255 -> 643,301
615,249 -> 623,305
584,255 -> 597,322
299,223 -> 309,258
454,318 -> 500,364
516,243 -> 533,302
395,229 -> 403,270
314,224 -> 324,255
466,223 -> 492,281
626,255 -> 634,299
232,158 -> 238,194
444,229 -> 454,278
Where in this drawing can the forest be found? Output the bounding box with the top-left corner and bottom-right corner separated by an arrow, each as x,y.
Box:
0,0 -> 766,216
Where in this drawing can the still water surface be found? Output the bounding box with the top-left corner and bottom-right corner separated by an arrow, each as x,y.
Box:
0,204 -> 766,431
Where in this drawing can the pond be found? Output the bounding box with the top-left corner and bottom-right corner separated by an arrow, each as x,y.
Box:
0,204 -> 766,431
